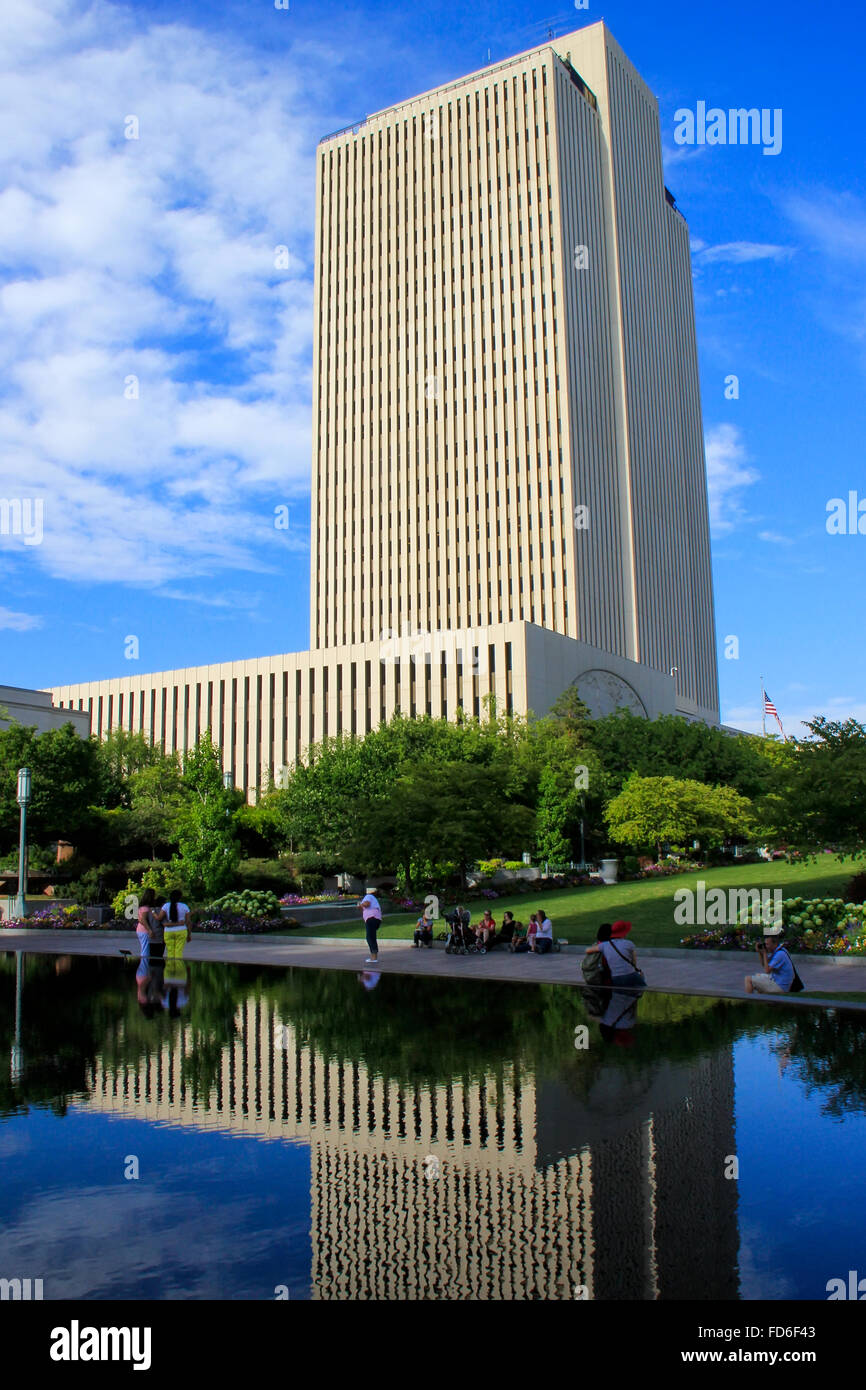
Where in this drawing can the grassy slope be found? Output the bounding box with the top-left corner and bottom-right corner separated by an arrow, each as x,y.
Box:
285,856 -> 855,949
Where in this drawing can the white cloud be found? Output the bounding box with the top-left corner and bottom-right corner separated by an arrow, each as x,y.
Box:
694,241 -> 794,265
781,188 -> 866,358
0,606 -> 43,631
0,0 -> 327,591
758,530 -> 793,545
782,190 -> 866,264
704,423 -> 759,534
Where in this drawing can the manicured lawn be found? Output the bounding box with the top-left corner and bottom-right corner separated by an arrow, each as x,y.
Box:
283,856 -> 856,949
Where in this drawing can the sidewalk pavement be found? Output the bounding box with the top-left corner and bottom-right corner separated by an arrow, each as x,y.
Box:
4,929 -> 866,1009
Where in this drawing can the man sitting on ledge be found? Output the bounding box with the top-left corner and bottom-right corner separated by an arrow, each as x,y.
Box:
745,924 -> 794,994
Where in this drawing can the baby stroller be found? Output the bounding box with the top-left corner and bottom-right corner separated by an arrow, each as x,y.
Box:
444,909 -> 474,955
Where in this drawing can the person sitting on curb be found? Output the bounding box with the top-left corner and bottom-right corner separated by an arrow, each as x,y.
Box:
413,913 -> 434,948
509,920 -> 529,953
585,921 -> 645,988
745,924 -> 795,995
534,907 -> 554,955
475,908 -> 496,951
489,911 -> 516,949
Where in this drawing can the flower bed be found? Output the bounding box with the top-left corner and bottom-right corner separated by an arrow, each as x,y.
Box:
279,892 -> 344,906
2,906 -> 94,930
195,913 -> 300,934
682,896 -> 866,953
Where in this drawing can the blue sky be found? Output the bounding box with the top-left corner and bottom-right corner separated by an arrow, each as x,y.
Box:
1,0 -> 863,735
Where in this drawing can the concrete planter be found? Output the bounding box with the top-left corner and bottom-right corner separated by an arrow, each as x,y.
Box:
280,902 -> 370,928
491,866 -> 542,885
599,858 -> 620,885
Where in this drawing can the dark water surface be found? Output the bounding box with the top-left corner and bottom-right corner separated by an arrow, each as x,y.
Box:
1,951 -> 865,1300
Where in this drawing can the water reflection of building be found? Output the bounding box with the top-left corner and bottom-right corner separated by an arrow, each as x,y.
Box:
83,995 -> 738,1300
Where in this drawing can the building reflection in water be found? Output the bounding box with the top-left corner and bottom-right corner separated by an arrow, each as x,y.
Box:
80,983 -> 739,1300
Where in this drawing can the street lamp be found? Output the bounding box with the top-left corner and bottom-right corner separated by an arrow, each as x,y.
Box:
13,767 -> 31,920
222,770 -> 233,855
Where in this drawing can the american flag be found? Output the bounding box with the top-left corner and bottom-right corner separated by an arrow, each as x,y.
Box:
763,690 -> 786,739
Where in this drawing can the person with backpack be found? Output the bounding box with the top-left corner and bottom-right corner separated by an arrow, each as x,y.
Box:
745,925 -> 803,994
583,921 -> 645,989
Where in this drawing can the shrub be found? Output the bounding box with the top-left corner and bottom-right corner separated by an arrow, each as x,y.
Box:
478,858 -> 507,877
621,855 -> 640,876
298,872 -> 323,893
111,864 -> 170,919
234,858 -> 299,894
208,889 -> 283,919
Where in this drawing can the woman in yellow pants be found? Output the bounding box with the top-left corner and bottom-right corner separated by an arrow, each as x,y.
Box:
163,889 -> 191,963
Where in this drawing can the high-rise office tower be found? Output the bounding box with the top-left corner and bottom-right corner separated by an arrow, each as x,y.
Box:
52,22 -> 720,796
311,20 -> 717,710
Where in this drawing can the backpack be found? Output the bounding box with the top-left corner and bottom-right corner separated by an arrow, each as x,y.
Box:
581,950 -> 611,987
778,947 -> 804,993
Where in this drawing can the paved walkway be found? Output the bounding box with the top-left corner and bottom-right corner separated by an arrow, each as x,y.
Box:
4,929 -> 866,1009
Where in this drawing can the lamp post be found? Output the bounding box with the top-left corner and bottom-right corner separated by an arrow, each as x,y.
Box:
10,952 -> 23,1084
222,770 -> 233,856
13,767 -> 31,920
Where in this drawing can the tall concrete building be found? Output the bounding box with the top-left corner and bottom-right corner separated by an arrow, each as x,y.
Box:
51,22 -> 719,796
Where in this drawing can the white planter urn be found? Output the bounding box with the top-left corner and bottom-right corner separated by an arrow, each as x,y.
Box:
599,858 -> 619,885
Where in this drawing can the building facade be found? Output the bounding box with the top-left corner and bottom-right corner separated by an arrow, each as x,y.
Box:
83,988 -> 739,1300
50,22 -> 719,796
1,685 -> 90,739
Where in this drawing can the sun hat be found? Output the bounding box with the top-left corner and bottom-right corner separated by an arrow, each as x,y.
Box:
611,920 -> 632,938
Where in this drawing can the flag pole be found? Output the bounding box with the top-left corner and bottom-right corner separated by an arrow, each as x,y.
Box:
760,676 -> 766,738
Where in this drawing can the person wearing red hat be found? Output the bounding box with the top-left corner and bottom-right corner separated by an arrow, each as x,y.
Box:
585,922 -> 645,988
611,920 -> 632,939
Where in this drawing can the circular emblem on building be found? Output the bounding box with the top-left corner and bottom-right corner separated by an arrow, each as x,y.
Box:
572,669 -> 648,719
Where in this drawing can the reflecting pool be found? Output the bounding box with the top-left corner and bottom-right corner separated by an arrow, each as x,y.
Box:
1,952 -> 865,1300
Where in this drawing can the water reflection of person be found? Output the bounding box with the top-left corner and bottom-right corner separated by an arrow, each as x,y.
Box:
358,970 -> 381,992
162,961 -> 191,1017
598,989 -> 641,1047
136,957 -> 166,1018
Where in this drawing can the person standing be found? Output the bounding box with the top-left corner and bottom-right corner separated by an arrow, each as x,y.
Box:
136,888 -> 155,961
163,889 -> 191,964
148,892 -> 167,962
359,888 -> 382,964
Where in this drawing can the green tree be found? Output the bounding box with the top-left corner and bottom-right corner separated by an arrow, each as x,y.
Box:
127,757 -> 184,858
583,710 -> 774,800
94,728 -> 166,808
605,774 -> 754,859
777,718 -> 866,849
0,722 -> 102,852
172,732 -> 240,899
344,757 -> 535,889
